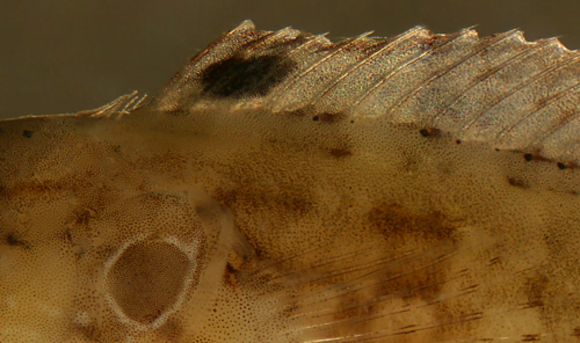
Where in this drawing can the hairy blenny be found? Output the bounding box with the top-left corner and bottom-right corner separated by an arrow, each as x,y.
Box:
0,20 -> 578,342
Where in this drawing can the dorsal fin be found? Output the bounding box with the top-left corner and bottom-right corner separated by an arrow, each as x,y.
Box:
77,90 -> 149,118
151,20 -> 579,165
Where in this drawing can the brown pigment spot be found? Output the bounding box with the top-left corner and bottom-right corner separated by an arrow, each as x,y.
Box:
522,334 -> 540,341
215,186 -> 312,217
1,180 -> 72,201
158,317 -> 184,340
165,107 -> 187,116
367,204 -> 460,307
213,181 -> 314,264
368,204 -> 457,243
281,108 -> 310,118
281,107 -> 345,124
74,208 -> 96,226
400,151 -> 420,172
329,148 -> 352,158
223,262 -> 239,287
6,233 -> 31,249
75,323 -> 100,342
318,112 -> 343,123
525,273 -> 548,310
536,97 -> 548,109
419,127 -> 441,138
521,151 -> 551,163
508,177 -> 529,189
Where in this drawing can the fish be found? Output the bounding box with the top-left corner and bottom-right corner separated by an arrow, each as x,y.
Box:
0,19 -> 578,342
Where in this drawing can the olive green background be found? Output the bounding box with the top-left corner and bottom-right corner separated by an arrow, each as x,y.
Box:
1,0 -> 578,119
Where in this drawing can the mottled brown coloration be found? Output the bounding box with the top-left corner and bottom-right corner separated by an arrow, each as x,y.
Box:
0,20 -> 578,342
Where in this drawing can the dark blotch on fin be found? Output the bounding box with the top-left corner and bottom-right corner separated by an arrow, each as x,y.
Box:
22,130 -> 34,138
201,55 -> 295,98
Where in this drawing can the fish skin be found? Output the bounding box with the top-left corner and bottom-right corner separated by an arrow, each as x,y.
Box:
0,20 -> 578,342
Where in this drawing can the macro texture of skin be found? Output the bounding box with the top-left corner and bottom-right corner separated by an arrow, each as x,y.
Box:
0,21 -> 578,342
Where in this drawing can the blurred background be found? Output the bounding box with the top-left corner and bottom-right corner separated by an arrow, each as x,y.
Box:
1,0 -> 578,119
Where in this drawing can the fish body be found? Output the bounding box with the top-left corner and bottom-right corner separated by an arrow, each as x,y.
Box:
0,21 -> 578,342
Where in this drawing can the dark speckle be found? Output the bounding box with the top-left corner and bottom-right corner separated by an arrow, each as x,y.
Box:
23,130 -> 34,138
201,55 -> 295,98
419,128 -> 441,138
312,115 -> 319,121
455,139 -> 462,144
557,162 -> 567,170
524,153 -> 533,162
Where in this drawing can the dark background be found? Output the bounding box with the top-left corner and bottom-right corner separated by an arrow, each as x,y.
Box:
1,0 -> 578,119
